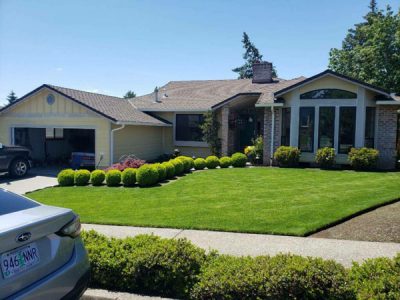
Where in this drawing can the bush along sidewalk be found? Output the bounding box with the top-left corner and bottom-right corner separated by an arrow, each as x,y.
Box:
82,230 -> 400,300
56,152 -> 249,188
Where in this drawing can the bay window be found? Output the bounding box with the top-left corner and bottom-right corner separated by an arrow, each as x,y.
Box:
318,107 -> 335,148
299,107 -> 315,152
339,107 -> 356,154
175,114 -> 204,142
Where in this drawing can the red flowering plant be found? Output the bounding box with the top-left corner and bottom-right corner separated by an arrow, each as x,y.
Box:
105,158 -> 146,172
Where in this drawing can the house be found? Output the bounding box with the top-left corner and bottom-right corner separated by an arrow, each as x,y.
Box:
0,62 -> 399,169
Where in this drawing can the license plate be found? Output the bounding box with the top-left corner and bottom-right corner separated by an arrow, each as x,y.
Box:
1,243 -> 40,279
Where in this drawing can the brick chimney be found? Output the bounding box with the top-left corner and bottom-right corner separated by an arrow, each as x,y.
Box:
252,61 -> 273,83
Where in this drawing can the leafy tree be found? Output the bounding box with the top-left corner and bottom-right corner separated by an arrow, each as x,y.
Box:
329,1 -> 400,93
6,90 -> 17,104
200,111 -> 221,156
232,32 -> 277,79
123,90 -> 136,98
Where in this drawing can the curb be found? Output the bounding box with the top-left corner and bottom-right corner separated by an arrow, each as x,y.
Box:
81,289 -> 175,300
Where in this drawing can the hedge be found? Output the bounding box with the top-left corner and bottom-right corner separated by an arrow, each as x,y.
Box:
162,161 -> 175,179
194,158 -> 206,170
153,163 -> 167,182
81,231 -> 400,300
316,147 -> 336,169
205,156 -> 220,169
171,159 -> 185,175
219,156 -> 232,168
57,169 -> 75,186
136,164 -> 159,187
177,156 -> 193,172
105,170 -> 122,187
274,146 -> 301,167
121,168 -> 136,187
348,147 -> 379,170
74,169 -> 91,186
231,152 -> 247,168
91,170 -> 105,186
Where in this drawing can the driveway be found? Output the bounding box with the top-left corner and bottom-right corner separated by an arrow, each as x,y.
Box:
0,167 -> 59,194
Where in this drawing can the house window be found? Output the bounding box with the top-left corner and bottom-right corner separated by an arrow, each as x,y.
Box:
318,107 -> 335,148
364,107 -> 376,148
46,128 -> 64,140
175,114 -> 204,142
281,108 -> 291,146
298,107 -> 315,152
300,89 -> 357,99
339,107 -> 356,154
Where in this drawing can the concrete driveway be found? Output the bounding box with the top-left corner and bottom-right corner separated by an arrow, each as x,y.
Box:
0,167 -> 59,194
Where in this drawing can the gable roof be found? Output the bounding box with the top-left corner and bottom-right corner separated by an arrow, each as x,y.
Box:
0,84 -> 170,126
274,69 -> 392,97
131,77 -> 306,111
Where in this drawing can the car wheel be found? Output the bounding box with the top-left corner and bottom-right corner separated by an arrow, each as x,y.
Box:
10,159 -> 29,178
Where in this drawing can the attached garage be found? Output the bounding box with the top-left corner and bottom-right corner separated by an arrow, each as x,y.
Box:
0,85 -> 171,168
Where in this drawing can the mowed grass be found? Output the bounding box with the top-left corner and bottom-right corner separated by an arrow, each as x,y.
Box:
27,168 -> 400,236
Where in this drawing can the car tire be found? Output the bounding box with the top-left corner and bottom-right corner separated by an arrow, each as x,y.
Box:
9,158 -> 29,178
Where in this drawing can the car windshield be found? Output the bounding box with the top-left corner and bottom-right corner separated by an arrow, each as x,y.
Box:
0,189 -> 40,216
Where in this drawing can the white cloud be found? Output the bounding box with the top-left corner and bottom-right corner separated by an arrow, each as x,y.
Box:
55,67 -> 63,72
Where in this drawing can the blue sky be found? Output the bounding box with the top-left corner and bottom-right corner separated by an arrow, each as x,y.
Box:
0,0 -> 399,105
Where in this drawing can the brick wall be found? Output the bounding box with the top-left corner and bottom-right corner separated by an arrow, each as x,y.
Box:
263,107 -> 281,165
376,105 -> 399,169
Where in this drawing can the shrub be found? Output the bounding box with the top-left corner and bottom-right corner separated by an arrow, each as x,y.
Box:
171,159 -> 184,175
57,169 -> 75,186
81,230 -> 207,299
274,146 -> 301,167
316,147 -> 336,168
105,170 -> 122,187
121,168 -> 136,187
162,161 -> 175,179
348,147 -> 379,170
350,255 -> 400,299
153,163 -> 167,182
74,169 -> 91,186
205,156 -> 220,169
231,152 -> 247,167
191,254 -> 353,300
91,170 -> 105,186
194,158 -> 206,170
219,156 -> 232,168
136,164 -> 159,187
177,156 -> 192,172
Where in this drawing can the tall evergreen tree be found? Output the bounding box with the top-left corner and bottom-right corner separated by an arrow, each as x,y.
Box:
329,1 -> 400,93
232,32 -> 277,79
6,90 -> 17,104
123,90 -> 136,98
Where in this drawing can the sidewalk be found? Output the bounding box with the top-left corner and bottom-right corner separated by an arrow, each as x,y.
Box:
82,223 -> 400,267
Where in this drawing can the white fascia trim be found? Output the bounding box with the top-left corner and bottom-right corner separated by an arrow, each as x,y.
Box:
138,108 -> 209,113
255,103 -> 284,107
116,121 -> 172,127
376,101 -> 400,105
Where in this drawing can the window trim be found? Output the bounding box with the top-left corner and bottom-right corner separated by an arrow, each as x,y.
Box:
298,107 -> 315,153
338,106 -> 357,154
318,106 -> 335,149
281,107 -> 291,146
174,112 -> 208,147
300,89 -> 357,100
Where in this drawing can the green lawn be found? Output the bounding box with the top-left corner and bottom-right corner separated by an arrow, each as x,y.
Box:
27,168 -> 400,236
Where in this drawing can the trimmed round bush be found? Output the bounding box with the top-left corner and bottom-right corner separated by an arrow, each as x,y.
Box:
74,169 -> 90,186
231,152 -> 247,168
91,170 -> 105,186
57,169 -> 75,186
348,147 -> 379,170
205,155 -> 220,169
273,146 -> 301,167
121,168 -> 136,187
194,158 -> 206,170
177,156 -> 192,172
316,147 -> 336,168
162,161 -> 175,179
219,156 -> 232,168
82,230 -> 207,299
153,163 -> 167,182
137,164 -> 159,187
170,159 -> 184,175
105,170 -> 122,187
191,254 -> 352,300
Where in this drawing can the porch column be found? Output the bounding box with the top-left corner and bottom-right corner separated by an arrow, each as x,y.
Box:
221,106 -> 229,156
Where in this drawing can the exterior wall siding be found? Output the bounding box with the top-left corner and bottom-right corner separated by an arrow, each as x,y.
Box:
0,88 -> 111,167
376,105 -> 399,169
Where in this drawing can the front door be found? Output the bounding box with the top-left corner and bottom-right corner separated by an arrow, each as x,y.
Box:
236,113 -> 256,152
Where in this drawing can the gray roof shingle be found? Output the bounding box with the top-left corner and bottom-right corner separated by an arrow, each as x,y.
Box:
130,77 -> 306,111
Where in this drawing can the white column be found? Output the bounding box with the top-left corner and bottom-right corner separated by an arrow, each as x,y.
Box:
290,90 -> 300,147
355,87 -> 366,148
